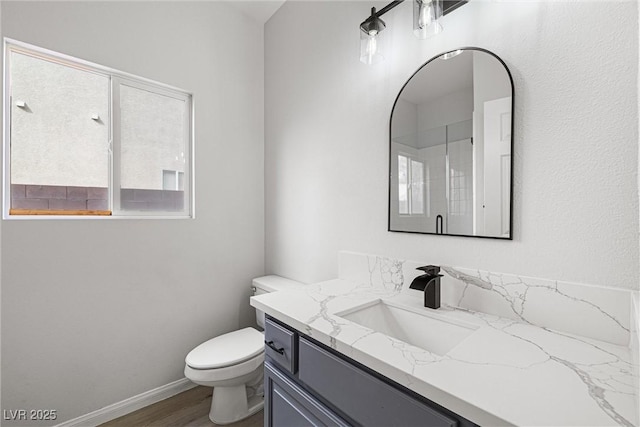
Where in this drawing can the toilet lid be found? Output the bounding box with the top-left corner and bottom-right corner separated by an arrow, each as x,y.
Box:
185,327 -> 264,369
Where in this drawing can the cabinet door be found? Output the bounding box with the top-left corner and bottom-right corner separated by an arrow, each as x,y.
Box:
298,338 -> 458,427
264,362 -> 349,427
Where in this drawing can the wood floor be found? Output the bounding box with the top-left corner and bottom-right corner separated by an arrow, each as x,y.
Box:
100,386 -> 263,427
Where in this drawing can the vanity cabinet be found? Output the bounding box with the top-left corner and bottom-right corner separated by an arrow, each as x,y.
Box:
264,315 -> 477,427
265,362 -> 349,427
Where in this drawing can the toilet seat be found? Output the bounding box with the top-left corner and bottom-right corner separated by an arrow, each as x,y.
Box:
185,352 -> 264,383
186,327 -> 264,370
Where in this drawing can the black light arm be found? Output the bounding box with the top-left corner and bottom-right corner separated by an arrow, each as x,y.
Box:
360,1 -> 404,33
374,0 -> 405,17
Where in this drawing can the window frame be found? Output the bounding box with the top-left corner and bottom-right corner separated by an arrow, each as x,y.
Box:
163,170 -> 184,191
3,38 -> 195,219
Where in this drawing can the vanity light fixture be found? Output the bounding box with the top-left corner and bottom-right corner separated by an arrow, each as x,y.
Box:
359,0 -> 468,65
360,7 -> 388,65
359,3 -> 400,65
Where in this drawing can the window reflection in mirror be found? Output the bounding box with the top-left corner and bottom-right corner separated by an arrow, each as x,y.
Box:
389,48 -> 513,239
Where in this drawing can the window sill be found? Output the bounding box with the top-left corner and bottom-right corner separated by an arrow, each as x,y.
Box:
9,209 -> 112,216
6,209 -> 192,220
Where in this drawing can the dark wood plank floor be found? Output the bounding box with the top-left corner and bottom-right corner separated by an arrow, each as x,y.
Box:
100,386 -> 263,427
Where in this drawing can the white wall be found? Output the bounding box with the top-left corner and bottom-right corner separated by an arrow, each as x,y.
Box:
265,1 -> 639,289
1,2 -> 264,425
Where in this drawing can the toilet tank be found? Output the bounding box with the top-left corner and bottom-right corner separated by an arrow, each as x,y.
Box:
252,275 -> 304,329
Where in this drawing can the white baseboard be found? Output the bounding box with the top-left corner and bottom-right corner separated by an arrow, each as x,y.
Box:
54,378 -> 197,427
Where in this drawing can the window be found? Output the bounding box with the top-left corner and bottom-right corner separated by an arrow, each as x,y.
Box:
3,39 -> 193,218
163,170 -> 185,191
398,154 -> 425,215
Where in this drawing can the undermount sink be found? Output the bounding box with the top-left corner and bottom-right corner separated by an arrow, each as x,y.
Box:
337,300 -> 478,356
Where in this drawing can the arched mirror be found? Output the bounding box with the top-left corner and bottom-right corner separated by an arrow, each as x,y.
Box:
389,48 -> 514,239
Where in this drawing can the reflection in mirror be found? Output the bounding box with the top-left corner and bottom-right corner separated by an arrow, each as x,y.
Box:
389,48 -> 513,239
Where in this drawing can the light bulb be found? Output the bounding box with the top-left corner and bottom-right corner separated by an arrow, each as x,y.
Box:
413,0 -> 442,39
366,30 -> 378,59
418,1 -> 433,29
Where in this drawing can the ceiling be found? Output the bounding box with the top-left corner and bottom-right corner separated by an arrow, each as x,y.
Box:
400,50 -> 473,106
227,0 -> 287,24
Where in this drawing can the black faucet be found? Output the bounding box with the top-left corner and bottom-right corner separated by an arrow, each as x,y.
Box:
409,265 -> 443,309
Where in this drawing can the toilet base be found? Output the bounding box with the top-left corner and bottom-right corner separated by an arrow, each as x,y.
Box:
209,384 -> 264,425
183,328 -> 266,424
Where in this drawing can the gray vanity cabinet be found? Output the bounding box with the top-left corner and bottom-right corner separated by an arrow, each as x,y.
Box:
265,362 -> 349,427
298,338 -> 456,427
264,315 -> 476,427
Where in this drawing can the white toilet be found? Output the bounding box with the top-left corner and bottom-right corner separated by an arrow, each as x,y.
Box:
184,275 -> 303,425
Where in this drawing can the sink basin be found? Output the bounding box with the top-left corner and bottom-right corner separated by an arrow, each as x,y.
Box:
337,300 -> 478,356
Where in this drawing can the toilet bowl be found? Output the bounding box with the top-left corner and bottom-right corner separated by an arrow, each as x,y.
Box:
184,275 -> 304,425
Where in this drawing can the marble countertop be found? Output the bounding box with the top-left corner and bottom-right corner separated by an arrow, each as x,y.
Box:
250,278 -> 639,427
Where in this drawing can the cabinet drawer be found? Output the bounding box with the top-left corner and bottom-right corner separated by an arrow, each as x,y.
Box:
298,337 -> 457,427
264,317 -> 297,374
265,362 -> 349,427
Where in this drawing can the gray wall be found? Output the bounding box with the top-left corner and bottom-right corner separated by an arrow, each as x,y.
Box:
1,1 -> 264,425
265,1 -> 639,289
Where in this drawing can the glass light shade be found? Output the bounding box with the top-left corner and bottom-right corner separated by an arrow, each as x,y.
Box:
360,28 -> 384,65
413,0 -> 443,39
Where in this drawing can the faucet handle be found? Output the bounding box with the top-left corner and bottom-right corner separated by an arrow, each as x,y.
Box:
416,265 -> 440,275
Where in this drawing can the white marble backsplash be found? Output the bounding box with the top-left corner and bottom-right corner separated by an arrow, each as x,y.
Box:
338,251 -> 633,346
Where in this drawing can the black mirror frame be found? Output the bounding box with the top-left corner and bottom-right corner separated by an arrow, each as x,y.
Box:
388,47 -> 515,240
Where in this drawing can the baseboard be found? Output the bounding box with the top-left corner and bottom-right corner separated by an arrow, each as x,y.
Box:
54,378 -> 197,427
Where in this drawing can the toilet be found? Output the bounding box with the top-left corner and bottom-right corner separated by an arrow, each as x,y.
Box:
184,275 -> 303,425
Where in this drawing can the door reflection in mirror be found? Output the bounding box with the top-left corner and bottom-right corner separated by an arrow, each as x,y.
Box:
389,48 -> 513,239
